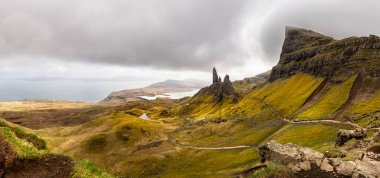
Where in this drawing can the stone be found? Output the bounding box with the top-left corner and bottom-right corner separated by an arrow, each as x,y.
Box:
354,159 -> 380,177
299,161 -> 311,171
300,147 -> 324,165
212,67 -> 218,84
320,159 -> 333,172
339,150 -> 348,158
336,128 -> 367,146
336,161 -> 356,176
258,140 -> 380,178
374,132 -> 380,143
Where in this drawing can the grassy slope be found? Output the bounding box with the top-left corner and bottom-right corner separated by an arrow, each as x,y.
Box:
269,123 -> 353,152
297,75 -> 357,119
347,77 -> 380,114
0,118 -> 112,178
249,73 -> 324,117
38,112 -> 275,177
182,73 -> 323,120
38,113 -> 173,176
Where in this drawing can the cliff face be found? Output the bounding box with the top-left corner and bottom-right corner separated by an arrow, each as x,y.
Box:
270,27 -> 380,81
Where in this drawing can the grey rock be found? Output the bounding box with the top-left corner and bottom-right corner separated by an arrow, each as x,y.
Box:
258,140 -> 380,178
212,67 -> 218,84
195,68 -> 238,103
336,161 -> 356,176
269,27 -> 380,81
374,132 -> 380,143
336,128 -> 367,146
320,159 -> 333,172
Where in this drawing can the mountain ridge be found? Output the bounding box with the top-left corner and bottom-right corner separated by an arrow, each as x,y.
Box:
270,26 -> 380,81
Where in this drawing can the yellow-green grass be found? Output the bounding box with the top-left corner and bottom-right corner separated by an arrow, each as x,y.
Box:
0,118 -> 113,177
0,100 -> 92,112
347,84 -> 380,114
249,73 -> 324,117
248,162 -> 287,178
0,127 -> 49,158
72,159 -> 115,178
270,123 -> 353,152
178,73 -> 323,120
181,95 -> 237,119
158,148 -> 259,177
232,80 -> 256,93
37,112 -> 172,176
297,75 -> 357,119
173,119 -> 284,147
0,118 -> 46,149
180,92 -> 275,121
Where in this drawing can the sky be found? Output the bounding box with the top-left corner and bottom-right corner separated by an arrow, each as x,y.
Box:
1,0 -> 380,101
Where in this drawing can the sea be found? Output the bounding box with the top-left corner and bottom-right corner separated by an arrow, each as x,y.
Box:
0,79 -> 199,102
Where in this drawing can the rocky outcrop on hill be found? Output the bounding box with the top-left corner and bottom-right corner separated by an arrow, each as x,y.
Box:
0,129 -> 73,178
258,140 -> 380,178
374,131 -> 380,143
270,27 -> 380,81
336,128 -> 367,146
101,79 -> 207,103
195,68 -> 238,102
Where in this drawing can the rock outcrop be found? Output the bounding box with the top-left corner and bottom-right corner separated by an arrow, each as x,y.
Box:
258,140 -> 380,178
374,131 -> 380,143
336,128 -> 367,146
195,68 -> 238,102
0,129 -> 73,178
270,27 -> 380,81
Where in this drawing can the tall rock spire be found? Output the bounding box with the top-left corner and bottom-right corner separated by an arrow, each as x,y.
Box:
213,67 -> 218,84
194,67 -> 239,103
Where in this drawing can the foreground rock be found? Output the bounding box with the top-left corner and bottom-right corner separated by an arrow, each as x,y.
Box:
258,140 -> 380,178
336,128 -> 367,146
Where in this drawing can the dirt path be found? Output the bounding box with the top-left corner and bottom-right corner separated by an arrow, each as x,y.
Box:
249,97 -> 369,129
176,144 -> 252,150
168,97 -> 379,150
167,134 -> 253,150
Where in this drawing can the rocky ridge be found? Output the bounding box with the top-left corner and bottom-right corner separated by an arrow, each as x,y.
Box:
195,67 -> 238,102
270,27 -> 380,81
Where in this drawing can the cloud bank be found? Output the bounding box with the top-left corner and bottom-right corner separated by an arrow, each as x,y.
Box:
1,0 -> 380,73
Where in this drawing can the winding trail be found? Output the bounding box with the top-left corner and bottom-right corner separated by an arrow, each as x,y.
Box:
167,134 -> 253,150
248,97 -> 366,129
168,97 -> 379,150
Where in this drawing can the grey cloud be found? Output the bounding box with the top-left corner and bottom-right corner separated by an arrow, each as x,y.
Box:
2,0 -> 380,72
0,0 -> 253,71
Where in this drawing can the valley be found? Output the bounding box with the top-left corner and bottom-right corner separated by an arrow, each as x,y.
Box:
1,27 -> 380,177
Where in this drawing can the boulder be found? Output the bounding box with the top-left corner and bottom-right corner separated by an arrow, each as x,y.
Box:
258,140 -> 380,178
374,131 -> 380,143
336,128 -> 367,146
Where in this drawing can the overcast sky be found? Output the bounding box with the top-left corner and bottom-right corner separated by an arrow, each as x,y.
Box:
1,0 -> 380,100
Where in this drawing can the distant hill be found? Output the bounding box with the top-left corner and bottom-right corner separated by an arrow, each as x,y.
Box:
101,79 -> 208,103
148,79 -> 208,88
232,70 -> 271,93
